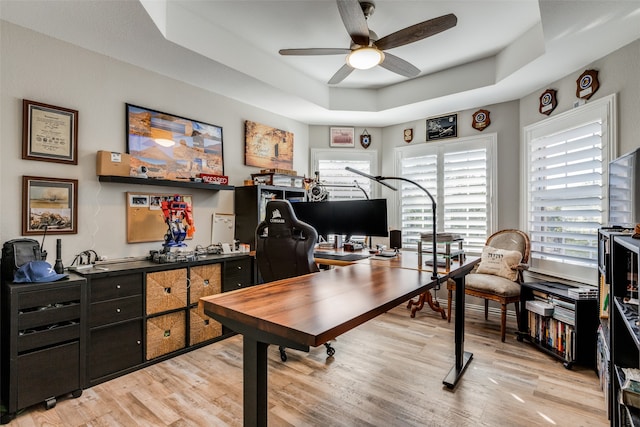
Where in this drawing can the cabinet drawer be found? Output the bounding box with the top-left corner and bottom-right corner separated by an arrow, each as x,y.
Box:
17,285 -> 81,310
89,320 -> 143,381
16,341 -> 80,410
91,273 -> 143,303
223,259 -> 253,292
90,295 -> 143,327
18,322 -> 80,353
146,311 -> 186,360
18,302 -> 81,331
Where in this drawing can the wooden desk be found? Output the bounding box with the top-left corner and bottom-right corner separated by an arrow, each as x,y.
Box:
202,256 -> 478,427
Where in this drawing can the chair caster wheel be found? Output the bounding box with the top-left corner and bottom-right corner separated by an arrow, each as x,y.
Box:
324,342 -> 335,357
279,346 -> 287,362
72,389 -> 83,398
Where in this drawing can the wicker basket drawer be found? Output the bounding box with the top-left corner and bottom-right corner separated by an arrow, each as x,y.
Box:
146,268 -> 187,315
189,304 -> 222,346
146,311 -> 186,360
189,264 -> 221,304
91,273 -> 142,303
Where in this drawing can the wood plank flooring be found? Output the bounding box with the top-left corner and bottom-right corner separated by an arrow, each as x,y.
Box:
5,304 -> 608,426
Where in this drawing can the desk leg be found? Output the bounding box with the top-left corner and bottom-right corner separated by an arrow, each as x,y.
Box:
244,336 -> 269,427
443,275 -> 473,389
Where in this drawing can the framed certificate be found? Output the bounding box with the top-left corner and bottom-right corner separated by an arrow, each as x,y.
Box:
22,99 -> 78,165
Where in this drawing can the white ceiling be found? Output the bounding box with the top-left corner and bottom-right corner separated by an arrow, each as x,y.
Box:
2,0 -> 640,127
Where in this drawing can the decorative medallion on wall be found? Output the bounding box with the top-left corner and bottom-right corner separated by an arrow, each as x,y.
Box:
404,128 -> 413,143
471,109 -> 491,131
360,129 -> 371,149
539,89 -> 557,115
576,69 -> 599,100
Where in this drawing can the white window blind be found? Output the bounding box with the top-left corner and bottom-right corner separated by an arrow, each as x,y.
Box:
311,149 -> 378,200
395,135 -> 496,254
528,121 -> 603,272
523,94 -> 616,285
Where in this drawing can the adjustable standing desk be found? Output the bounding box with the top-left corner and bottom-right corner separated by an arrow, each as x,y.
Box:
201,253 -> 478,427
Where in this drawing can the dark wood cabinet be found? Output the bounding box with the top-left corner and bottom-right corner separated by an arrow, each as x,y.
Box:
234,184 -> 306,250
1,276 -> 86,424
222,257 -> 254,292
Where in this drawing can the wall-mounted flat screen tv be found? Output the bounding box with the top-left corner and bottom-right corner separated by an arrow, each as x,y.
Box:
126,104 -> 224,180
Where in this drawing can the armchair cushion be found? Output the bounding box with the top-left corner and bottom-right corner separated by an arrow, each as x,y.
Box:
476,246 -> 523,281
465,272 -> 521,297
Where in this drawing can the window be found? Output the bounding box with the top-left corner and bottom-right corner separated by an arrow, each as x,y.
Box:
310,149 -> 378,200
394,134 -> 497,254
523,94 -> 616,284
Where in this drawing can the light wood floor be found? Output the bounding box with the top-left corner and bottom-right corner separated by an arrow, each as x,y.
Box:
5,304 -> 608,426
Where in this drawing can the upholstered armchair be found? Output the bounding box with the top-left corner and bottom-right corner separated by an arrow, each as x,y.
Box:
447,229 -> 530,342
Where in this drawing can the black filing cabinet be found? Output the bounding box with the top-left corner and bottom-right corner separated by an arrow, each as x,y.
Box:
1,275 -> 86,424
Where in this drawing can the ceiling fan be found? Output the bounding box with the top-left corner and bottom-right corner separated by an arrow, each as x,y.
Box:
279,0 -> 457,84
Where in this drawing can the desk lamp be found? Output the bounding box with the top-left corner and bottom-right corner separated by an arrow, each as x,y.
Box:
345,166 -> 439,280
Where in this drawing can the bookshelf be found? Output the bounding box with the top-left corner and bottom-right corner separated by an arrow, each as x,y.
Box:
610,235 -> 640,426
518,282 -> 598,370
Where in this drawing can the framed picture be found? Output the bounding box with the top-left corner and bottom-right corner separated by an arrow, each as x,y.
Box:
22,176 -> 78,235
244,120 -> 294,169
126,104 -> 224,180
426,113 -> 457,141
330,127 -> 355,147
22,99 -> 78,164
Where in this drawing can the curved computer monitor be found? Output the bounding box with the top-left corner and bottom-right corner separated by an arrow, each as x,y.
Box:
290,199 -> 388,239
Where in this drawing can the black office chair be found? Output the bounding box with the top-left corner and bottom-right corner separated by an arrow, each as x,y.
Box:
255,199 -> 335,361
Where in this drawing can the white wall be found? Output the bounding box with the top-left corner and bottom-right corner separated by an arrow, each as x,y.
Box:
0,21 -> 310,264
520,38 -> 640,157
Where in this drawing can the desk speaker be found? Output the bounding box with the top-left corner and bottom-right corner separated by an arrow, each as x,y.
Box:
390,230 -> 402,249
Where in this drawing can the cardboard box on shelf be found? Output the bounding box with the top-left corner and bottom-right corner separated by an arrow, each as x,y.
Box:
96,151 -> 131,176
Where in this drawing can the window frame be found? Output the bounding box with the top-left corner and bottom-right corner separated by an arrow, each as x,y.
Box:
310,148 -> 380,198
393,133 -> 498,255
522,94 -> 617,284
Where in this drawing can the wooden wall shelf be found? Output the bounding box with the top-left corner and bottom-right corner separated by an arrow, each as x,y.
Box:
98,175 -> 234,191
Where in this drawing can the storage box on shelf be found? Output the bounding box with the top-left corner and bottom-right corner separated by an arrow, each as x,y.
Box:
518,281 -> 598,370
1,275 -> 86,424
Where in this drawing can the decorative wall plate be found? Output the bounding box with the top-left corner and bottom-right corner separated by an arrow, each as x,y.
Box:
472,109 -> 491,131
404,128 -> 413,143
576,69 -> 599,100
539,89 -> 557,115
360,129 -> 371,149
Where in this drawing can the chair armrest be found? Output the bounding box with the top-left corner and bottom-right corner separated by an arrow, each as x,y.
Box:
514,263 -> 529,271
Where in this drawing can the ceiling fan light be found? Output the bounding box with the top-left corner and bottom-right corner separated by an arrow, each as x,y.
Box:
347,47 -> 384,70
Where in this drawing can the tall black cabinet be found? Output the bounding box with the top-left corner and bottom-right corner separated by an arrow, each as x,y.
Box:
234,184 -> 306,250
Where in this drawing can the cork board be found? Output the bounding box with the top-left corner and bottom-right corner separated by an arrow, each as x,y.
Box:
126,192 -> 193,243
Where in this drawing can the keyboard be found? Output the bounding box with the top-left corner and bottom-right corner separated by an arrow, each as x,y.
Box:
314,252 -> 371,261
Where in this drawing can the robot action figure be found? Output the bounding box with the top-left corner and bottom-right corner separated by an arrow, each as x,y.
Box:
160,195 -> 195,251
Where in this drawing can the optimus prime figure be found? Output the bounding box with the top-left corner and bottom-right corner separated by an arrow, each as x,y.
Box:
161,195 -> 195,250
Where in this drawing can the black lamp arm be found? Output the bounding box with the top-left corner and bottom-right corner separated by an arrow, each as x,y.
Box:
345,167 -> 439,279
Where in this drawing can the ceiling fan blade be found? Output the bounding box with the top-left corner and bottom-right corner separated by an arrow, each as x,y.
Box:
336,0 -> 370,46
328,63 -> 355,85
280,48 -> 351,56
375,13 -> 457,51
379,53 -> 420,78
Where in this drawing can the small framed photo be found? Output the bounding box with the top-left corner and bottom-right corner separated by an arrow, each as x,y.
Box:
22,176 -> 78,235
426,113 -> 457,141
23,99 -> 78,164
330,127 -> 355,147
